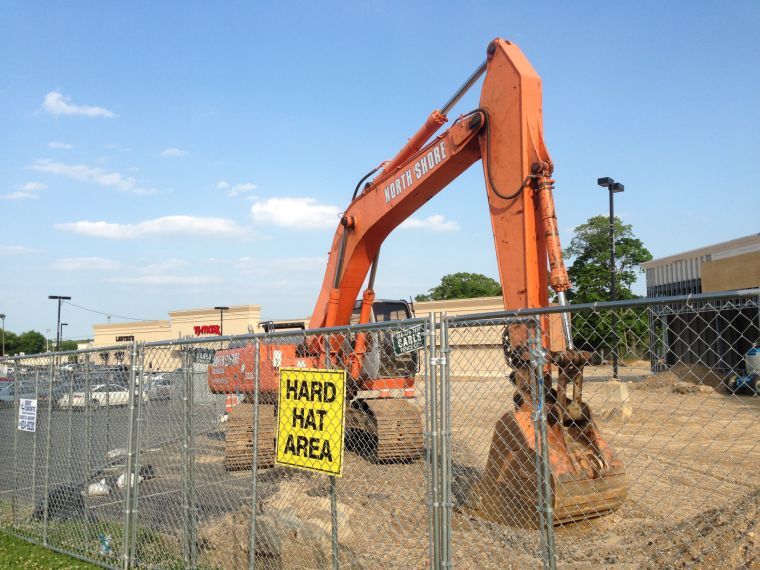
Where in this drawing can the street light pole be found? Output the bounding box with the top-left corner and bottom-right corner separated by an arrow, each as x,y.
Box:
0,313 -> 5,357
48,295 -> 71,352
214,306 -> 229,336
60,323 -> 68,346
597,178 -> 625,379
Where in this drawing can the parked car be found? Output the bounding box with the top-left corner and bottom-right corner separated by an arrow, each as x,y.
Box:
57,383 -> 146,409
144,378 -> 172,401
0,383 -> 38,407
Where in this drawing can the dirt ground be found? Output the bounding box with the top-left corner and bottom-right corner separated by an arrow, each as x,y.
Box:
136,363 -> 759,569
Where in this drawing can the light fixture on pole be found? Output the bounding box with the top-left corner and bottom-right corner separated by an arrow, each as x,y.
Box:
597,177 -> 624,379
0,313 -> 5,357
48,295 -> 71,352
214,306 -> 230,336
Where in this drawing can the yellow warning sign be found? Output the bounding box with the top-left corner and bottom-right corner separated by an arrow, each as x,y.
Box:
275,367 -> 346,476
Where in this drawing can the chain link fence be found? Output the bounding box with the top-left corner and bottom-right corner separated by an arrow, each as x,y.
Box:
0,290 -> 758,568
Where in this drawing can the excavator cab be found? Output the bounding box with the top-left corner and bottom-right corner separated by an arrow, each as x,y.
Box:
348,299 -> 418,388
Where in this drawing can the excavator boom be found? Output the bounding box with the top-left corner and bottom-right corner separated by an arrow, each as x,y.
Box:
310,39 -> 570,331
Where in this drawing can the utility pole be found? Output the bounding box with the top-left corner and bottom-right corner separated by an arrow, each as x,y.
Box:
0,313 -> 5,357
48,295 -> 71,352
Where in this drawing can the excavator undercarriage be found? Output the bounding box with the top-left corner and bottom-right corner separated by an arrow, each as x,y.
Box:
218,301 -> 426,470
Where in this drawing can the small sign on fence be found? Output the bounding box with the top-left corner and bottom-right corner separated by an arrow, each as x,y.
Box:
392,324 -> 424,356
18,398 -> 38,432
190,348 -> 215,363
276,368 -> 346,476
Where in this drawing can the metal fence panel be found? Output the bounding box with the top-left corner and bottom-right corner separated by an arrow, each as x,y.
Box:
442,293 -> 759,569
0,290 -> 757,569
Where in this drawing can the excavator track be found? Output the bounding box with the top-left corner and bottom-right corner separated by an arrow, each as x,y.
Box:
347,399 -> 424,461
224,403 -> 276,471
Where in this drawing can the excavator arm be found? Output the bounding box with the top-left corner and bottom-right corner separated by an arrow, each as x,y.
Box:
310,38 -> 570,332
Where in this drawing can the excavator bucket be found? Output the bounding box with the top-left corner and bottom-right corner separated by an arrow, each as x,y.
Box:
467,406 -> 626,527
466,351 -> 626,527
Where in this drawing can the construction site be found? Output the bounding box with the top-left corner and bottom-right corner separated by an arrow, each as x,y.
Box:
1,292 -> 759,569
1,12 -> 759,569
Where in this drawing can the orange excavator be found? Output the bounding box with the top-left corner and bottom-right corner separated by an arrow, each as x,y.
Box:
208,38 -> 626,525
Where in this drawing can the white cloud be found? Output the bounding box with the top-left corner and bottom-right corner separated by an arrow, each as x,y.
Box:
108,275 -> 220,285
48,141 -> 73,149
216,180 -> 230,190
20,182 -> 48,191
160,147 -> 188,158
1,191 -> 39,200
251,197 -> 340,229
139,258 -> 189,274
52,257 -> 122,271
42,91 -> 117,118
32,159 -> 155,195
236,256 -> 326,273
2,181 -> 48,199
227,182 -> 257,198
55,215 -> 247,239
399,214 -> 459,232
0,245 -> 37,256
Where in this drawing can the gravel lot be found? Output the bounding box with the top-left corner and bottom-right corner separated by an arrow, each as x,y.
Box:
1,366 -> 757,568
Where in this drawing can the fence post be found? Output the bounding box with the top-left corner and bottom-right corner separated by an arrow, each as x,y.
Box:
121,341 -> 139,570
67,365 -> 74,483
428,312 -> 441,570
527,320 -> 556,570
423,316 -> 435,567
42,357 -> 54,546
128,343 -> 146,565
11,361 -> 18,526
83,355 -> 91,552
181,349 -> 197,568
439,313 -> 452,568
248,337 -> 261,570
323,334 -> 340,570
30,369 -> 40,533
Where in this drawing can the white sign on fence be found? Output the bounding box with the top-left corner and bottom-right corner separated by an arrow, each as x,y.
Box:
18,398 -> 38,432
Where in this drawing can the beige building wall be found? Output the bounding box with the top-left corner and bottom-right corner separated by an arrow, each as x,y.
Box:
701,251 -> 760,293
169,305 -> 262,339
93,320 -> 171,347
86,298 -> 565,376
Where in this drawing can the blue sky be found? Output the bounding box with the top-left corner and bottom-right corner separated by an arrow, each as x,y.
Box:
1,1 -> 758,340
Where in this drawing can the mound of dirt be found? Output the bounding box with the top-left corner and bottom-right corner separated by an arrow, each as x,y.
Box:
670,362 -> 730,389
633,362 -> 729,393
645,489 -> 759,569
197,482 -> 365,569
631,371 -> 681,392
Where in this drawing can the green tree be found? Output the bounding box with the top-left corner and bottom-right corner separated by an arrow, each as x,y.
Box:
415,272 -> 502,302
1,331 -> 19,357
59,340 -> 79,351
565,215 -> 652,303
563,215 -> 652,355
16,331 -> 46,355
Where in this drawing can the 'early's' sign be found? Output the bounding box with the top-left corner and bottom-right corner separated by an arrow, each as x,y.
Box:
392,324 -> 425,356
275,368 -> 346,476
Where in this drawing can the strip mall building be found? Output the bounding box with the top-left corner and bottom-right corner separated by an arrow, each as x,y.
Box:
91,297 -> 524,372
